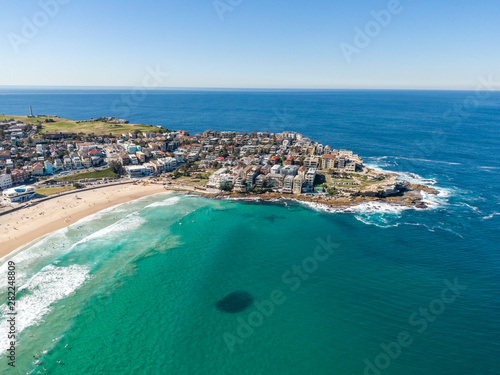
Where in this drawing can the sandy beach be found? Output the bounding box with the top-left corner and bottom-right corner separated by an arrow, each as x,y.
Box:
0,183 -> 170,258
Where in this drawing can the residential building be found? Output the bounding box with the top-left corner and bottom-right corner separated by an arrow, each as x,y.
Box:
345,162 -> 356,173
321,154 -> 336,170
72,156 -> 82,169
44,161 -> 54,175
293,175 -> 303,194
304,168 -> 317,191
63,157 -> 72,169
304,157 -> 319,169
0,172 -> 12,189
11,169 -> 30,185
266,173 -> 284,189
338,158 -> 346,171
53,159 -> 63,171
32,162 -> 44,176
282,175 -> 294,194
255,174 -> 265,188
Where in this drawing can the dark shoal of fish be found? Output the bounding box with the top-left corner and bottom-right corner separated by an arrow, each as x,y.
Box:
216,291 -> 254,313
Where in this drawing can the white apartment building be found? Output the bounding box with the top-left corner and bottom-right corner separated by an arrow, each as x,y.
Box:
0,173 -> 13,190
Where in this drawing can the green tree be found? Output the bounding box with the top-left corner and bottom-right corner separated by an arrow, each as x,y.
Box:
220,184 -> 233,192
109,160 -> 123,176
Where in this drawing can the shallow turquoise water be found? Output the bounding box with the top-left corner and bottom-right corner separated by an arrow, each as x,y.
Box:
1,190 -> 498,375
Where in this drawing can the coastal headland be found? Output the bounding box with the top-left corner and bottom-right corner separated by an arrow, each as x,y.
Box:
1,114 -> 439,257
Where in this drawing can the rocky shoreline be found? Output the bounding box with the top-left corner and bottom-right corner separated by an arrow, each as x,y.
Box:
197,182 -> 439,210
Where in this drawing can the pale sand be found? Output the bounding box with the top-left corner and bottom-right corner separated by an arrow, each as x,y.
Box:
0,183 -> 170,258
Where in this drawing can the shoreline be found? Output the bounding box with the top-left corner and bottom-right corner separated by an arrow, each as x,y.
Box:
0,183 -> 171,259
1,177 -> 438,260
199,182 -> 438,209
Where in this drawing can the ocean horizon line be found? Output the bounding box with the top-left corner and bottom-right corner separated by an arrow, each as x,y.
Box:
0,85 -> 498,93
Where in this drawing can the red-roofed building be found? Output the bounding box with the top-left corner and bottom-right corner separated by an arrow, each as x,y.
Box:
270,155 -> 280,165
321,154 -> 336,169
11,169 -> 30,184
32,162 -> 44,176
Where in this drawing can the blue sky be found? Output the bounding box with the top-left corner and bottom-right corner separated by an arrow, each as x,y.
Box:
1,0 -> 499,89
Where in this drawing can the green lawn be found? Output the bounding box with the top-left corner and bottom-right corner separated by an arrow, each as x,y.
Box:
0,115 -> 162,136
36,186 -> 76,196
51,168 -> 118,182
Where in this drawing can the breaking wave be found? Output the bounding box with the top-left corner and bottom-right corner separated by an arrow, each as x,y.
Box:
0,264 -> 91,352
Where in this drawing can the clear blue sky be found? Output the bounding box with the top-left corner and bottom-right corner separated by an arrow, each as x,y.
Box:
1,0 -> 499,89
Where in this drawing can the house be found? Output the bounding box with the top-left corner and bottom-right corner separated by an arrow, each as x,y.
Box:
53,159 -> 63,171
88,148 -> 104,157
72,156 -> 82,169
32,162 -> 44,176
120,154 -> 131,165
269,155 -> 280,164
187,152 -> 199,162
81,156 -> 92,168
63,157 -> 73,170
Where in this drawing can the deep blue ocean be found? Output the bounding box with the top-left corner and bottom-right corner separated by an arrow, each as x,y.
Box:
0,89 -> 499,374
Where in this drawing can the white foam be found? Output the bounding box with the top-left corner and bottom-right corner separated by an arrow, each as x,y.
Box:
0,226 -> 69,266
0,264 -> 91,352
478,166 -> 500,171
145,196 -> 181,208
482,212 -> 500,220
74,213 -> 146,245
394,156 -> 461,166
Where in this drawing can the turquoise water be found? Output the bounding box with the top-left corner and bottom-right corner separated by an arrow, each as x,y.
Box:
1,192 -> 498,374
0,90 -> 499,374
